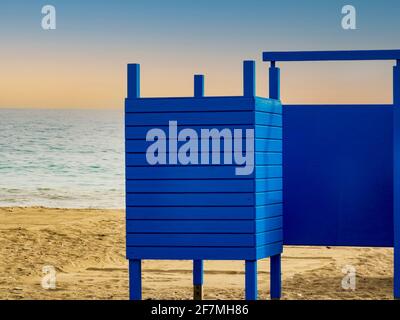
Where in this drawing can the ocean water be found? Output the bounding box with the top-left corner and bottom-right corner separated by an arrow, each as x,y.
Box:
0,109 -> 124,208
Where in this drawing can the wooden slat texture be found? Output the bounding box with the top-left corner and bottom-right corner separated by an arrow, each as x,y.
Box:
126,152 -> 282,166
126,229 -> 282,247
126,207 -> 256,220
126,125 -> 282,140
126,242 -> 282,260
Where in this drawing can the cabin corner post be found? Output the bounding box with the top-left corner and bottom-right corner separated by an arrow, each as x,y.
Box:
194,74 -> 205,98
128,64 -> 140,99
192,74 -> 205,300
269,60 -> 282,299
243,60 -> 256,97
394,60 -> 400,299
129,259 -> 142,300
193,260 -> 204,300
269,61 -> 280,100
245,260 -> 258,300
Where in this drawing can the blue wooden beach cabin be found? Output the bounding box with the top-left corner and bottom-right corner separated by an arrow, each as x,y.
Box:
262,49 -> 400,299
125,61 -> 283,300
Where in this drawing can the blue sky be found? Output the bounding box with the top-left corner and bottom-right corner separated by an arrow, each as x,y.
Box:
0,0 -> 399,108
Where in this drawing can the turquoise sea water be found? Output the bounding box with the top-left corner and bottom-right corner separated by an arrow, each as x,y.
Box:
0,109 -> 124,208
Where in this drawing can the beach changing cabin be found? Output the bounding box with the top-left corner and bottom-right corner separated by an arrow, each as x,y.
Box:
125,61 -> 283,300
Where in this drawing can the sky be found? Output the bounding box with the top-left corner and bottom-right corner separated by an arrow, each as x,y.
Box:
0,0 -> 399,109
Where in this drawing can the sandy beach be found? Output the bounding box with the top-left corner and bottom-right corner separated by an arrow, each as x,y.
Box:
0,207 -> 394,300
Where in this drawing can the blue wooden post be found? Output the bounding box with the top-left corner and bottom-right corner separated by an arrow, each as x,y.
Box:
243,61 -> 255,97
394,60 -> 400,299
129,259 -> 142,300
269,60 -> 282,299
193,260 -> 204,300
193,74 -> 205,300
245,260 -> 257,300
270,255 -> 282,299
269,61 -> 280,100
194,75 -> 204,98
128,64 -> 140,99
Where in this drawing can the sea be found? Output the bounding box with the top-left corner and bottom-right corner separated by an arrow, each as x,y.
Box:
0,108 -> 125,208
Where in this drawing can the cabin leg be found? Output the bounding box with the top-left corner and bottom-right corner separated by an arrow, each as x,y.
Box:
193,260 -> 204,300
394,61 -> 400,299
245,260 -> 258,300
129,259 -> 142,300
270,254 -> 282,299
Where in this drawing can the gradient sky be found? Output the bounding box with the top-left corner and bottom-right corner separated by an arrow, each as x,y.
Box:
0,0 -> 399,108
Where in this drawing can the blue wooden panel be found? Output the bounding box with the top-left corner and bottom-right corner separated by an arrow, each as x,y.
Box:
125,111 -> 255,126
255,204 -> 283,219
126,217 -> 281,234
126,166 -> 256,179
255,98 -> 282,114
126,220 -> 254,233
127,233 -> 256,247
263,50 -> 400,62
126,179 -> 254,193
255,166 -> 282,179
255,229 -> 283,246
126,242 -> 281,260
255,179 -> 282,192
126,193 -> 254,206
255,216 -> 283,233
284,105 -> 394,247
125,152 -> 282,166
126,125 -> 282,140
255,191 -> 282,206
126,96 -> 282,113
125,139 -> 280,153
126,207 -> 255,220
256,242 -> 283,260
255,112 -> 282,126
254,126 -> 282,139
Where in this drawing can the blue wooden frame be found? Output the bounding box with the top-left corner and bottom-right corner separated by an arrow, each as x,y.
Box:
263,49 -> 400,299
125,61 -> 283,300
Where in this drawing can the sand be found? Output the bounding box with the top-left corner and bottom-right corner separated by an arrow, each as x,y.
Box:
0,207 -> 394,300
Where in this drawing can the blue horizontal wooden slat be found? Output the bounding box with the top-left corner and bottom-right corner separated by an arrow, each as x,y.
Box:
127,233 -> 256,247
126,125 -> 282,140
127,98 -> 281,113
125,139 -> 281,153
255,166 -> 282,179
255,112 -> 282,126
255,98 -> 282,114
255,204 -> 283,219
255,191 -> 282,206
262,50 -> 400,62
126,229 -> 283,247
255,179 -> 282,192
126,165 -> 281,179
255,216 -> 283,233
126,242 -> 283,260
126,193 -> 254,206
125,152 -> 282,166
126,220 -> 255,233
126,216 -> 281,233
255,229 -> 283,246
256,242 -> 283,260
126,179 -> 254,193
126,207 -> 255,220
126,96 -> 255,109
125,111 -> 255,126
126,246 -> 260,260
